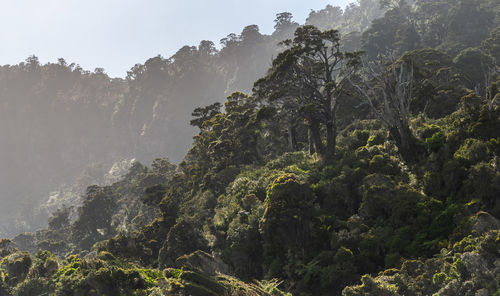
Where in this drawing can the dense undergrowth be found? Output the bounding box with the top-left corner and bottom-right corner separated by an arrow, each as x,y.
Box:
1,0 -> 500,295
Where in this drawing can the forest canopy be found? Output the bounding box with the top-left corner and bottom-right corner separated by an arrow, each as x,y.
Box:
0,0 -> 499,295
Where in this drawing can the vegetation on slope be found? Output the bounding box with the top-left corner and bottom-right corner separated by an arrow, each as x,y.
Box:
1,0 -> 500,295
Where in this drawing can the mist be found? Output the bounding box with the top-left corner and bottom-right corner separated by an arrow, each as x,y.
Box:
0,1 -> 383,238
0,0 -> 498,295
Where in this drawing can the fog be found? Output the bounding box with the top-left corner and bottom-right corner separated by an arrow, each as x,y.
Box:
0,1 -> 382,237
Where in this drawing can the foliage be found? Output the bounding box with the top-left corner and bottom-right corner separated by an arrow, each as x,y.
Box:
2,1 -> 500,295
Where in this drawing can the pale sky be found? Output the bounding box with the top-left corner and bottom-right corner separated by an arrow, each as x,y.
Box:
0,0 -> 351,77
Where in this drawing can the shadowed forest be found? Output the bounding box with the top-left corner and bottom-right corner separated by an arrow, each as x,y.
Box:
0,0 -> 499,295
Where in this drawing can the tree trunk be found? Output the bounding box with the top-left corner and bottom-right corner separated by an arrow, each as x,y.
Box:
308,128 -> 315,154
325,120 -> 337,163
309,122 -> 323,156
287,123 -> 298,152
398,124 -> 410,155
389,123 -> 416,162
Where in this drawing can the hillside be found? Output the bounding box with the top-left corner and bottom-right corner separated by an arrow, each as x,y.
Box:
0,0 -> 385,238
0,0 -> 499,295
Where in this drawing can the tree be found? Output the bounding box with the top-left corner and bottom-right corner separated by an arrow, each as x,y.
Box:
306,5 -> 344,31
273,12 -> 299,41
48,206 -> 72,230
482,25 -> 500,65
256,25 -> 360,163
198,40 -> 218,57
190,102 -> 222,129
447,0 -> 494,49
350,56 -> 419,160
158,220 -> 208,267
362,1 -> 417,58
259,173 -> 315,278
184,92 -> 260,196
253,59 -> 306,153
453,47 -> 494,95
413,0 -> 454,47
72,186 -> 118,249
399,48 -> 466,118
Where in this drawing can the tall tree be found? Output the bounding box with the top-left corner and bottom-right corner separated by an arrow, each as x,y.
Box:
256,25 -> 360,162
272,12 -> 299,41
350,56 -> 418,160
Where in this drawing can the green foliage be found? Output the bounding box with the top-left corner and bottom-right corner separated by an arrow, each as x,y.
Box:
447,0 -> 495,50
3,3 -> 500,296
12,278 -> 51,296
454,138 -> 490,164
368,154 -> 398,175
71,186 -> 119,250
366,133 -> 385,147
344,230 -> 500,295
158,220 -> 209,268
432,271 -> 448,286
260,173 -> 316,278
342,274 -> 398,296
137,268 -> 163,287
30,250 -> 59,278
482,25 -> 500,62
428,203 -> 462,240
265,152 -> 311,170
453,47 -> 494,88
48,207 -> 72,231
256,24 -> 362,162
1,252 -> 32,285
425,132 -> 446,152
362,5 -> 414,58
462,162 -> 500,212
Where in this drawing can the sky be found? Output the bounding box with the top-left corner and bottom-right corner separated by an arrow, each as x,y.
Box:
0,0 -> 351,78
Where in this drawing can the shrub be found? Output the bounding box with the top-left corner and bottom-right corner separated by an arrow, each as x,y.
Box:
366,133 -> 385,146
260,173 -> 316,277
13,278 -> 51,296
2,252 -> 32,284
425,132 -> 446,151
454,138 -> 489,164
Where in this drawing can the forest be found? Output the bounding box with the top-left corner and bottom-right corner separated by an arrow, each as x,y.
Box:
0,0 -> 499,295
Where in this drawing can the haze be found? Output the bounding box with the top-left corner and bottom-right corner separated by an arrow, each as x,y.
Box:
0,0 -> 349,77
0,0 -> 383,238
